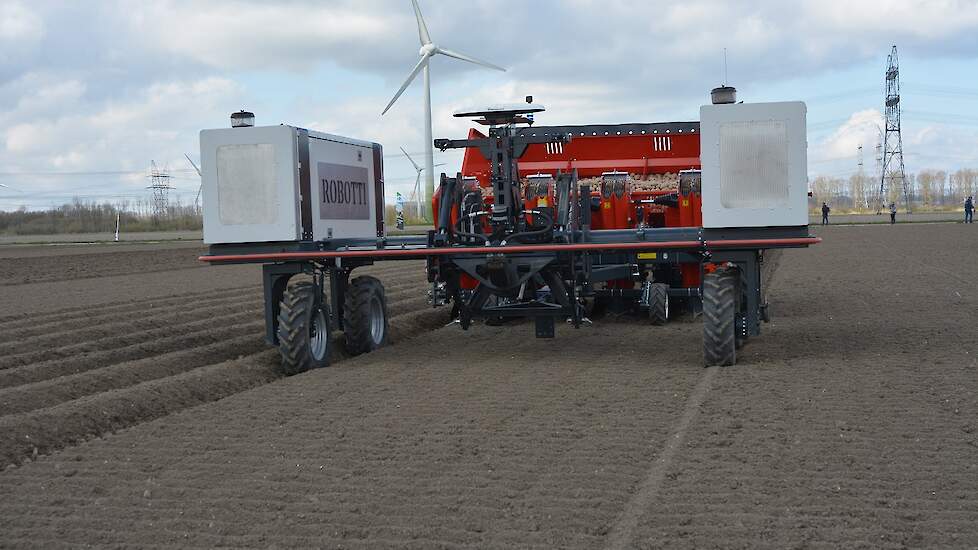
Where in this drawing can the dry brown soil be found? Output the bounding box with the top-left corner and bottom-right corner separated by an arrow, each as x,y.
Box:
1,224 -> 976,549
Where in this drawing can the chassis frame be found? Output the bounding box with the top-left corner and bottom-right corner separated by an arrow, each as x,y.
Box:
202,224 -> 817,354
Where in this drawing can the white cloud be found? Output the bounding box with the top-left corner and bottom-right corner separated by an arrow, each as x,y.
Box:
5,122 -> 47,154
0,77 -> 242,208
806,0 -> 978,36
126,0 -> 396,72
0,2 -> 43,42
15,79 -> 86,114
813,109 -> 884,164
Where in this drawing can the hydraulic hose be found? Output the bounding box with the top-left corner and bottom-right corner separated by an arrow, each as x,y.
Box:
502,209 -> 554,245
452,193 -> 490,245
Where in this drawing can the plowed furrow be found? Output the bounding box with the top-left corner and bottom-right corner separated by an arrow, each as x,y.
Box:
0,298 -> 259,358
0,287 -> 261,344
0,331 -> 267,416
0,284 -> 260,327
0,301 -> 448,466
0,265 -> 420,329
0,350 -> 282,467
0,303 -> 262,371
0,289 -> 429,386
0,296 -> 431,415
0,314 -> 263,389
0,264 -> 208,287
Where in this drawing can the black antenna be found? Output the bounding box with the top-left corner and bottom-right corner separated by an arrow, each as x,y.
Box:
723,48 -> 727,86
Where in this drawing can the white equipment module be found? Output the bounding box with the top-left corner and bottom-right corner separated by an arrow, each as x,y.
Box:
200,124 -> 384,244
699,101 -> 807,229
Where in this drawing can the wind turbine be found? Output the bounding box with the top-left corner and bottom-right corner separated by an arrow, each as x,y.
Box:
400,146 -> 445,219
382,0 -> 505,219
185,153 -> 203,214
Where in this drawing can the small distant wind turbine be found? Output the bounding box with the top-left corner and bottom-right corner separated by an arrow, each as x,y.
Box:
382,0 -> 505,219
400,146 -> 445,219
185,153 -> 202,213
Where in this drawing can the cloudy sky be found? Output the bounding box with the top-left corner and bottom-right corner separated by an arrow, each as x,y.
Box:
1,0 -> 977,210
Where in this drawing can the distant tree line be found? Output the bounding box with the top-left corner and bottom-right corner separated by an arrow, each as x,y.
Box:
810,168 -> 978,212
0,198 -> 202,236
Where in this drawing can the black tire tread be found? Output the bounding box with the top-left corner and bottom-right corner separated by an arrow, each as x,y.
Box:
703,269 -> 737,367
344,276 -> 389,356
277,281 -> 330,375
648,283 -> 669,326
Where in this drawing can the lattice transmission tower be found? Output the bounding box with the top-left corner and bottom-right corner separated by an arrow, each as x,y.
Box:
875,45 -> 912,214
147,160 -> 174,217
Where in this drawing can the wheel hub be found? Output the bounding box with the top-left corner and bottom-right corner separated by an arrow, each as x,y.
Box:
309,307 -> 329,361
369,296 -> 385,345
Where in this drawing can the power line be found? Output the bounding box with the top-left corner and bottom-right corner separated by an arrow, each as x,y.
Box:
903,83 -> 978,97
0,168 -> 198,177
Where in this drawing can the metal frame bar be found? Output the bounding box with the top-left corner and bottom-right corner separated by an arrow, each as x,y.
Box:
262,262 -> 305,346
202,235 -> 818,263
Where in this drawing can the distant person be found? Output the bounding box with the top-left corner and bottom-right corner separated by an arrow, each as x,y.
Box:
966,196 -> 975,224
889,203 -> 897,224
821,202 -> 831,225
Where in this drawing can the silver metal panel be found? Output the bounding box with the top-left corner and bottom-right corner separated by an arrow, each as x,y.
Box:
200,125 -> 299,244
308,135 -> 379,240
700,102 -> 808,228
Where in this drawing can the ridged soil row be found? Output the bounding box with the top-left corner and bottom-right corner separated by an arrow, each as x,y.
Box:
0,328 -> 267,415
0,299 -> 450,467
0,284 -> 260,327
0,260 -> 421,328
0,300 -> 264,369
0,266 -> 422,344
0,291 -> 437,413
0,314 -> 262,389
0,286 -> 429,389
0,286 -> 260,345
0,263 -> 209,288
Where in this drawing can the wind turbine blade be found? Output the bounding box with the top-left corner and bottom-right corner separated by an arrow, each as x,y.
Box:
411,0 -> 432,45
184,153 -> 202,176
382,54 -> 429,115
400,146 -> 422,171
435,47 -> 505,72
0,183 -> 8,188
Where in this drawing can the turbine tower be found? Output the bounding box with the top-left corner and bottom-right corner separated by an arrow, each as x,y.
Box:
876,45 -> 912,214
382,0 -> 505,219
185,153 -> 203,214
400,146 -> 444,220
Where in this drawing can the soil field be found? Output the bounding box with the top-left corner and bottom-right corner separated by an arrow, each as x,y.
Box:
811,211 -> 962,225
1,224 -> 977,548
0,244 -> 443,468
0,230 -> 202,245
0,244 -> 207,286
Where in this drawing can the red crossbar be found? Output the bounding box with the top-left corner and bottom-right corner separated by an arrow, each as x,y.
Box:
199,237 -> 820,263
